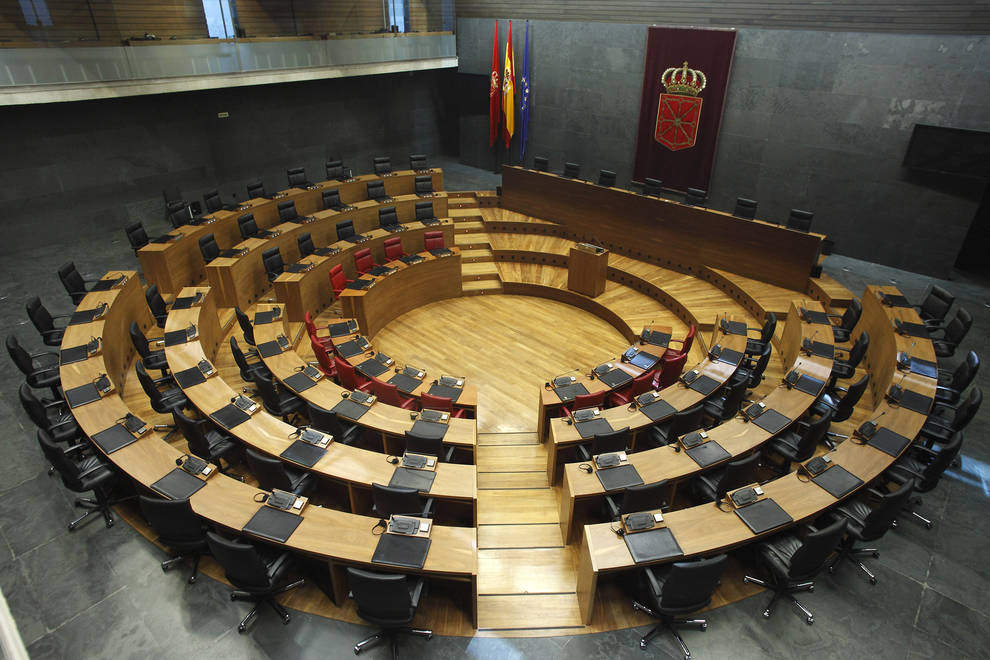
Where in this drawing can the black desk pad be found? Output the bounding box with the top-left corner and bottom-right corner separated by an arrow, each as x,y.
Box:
812,465 -> 864,499
312,247 -> 341,257
596,464 -> 643,492
210,404 -> 251,430
794,374 -> 826,396
803,341 -> 834,359
256,340 -> 283,358
752,409 -> 792,434
410,420 -> 448,440
388,373 -> 422,394
598,369 -> 633,389
905,357 -> 938,379
721,319 -> 747,336
68,307 -> 105,325
356,358 -> 389,379
284,263 -> 312,273
639,399 -> 677,423
800,309 -> 831,325
367,265 -> 397,276
389,467 -> 436,493
218,248 -> 247,258
170,295 -> 201,310
150,468 -> 206,500
65,383 -> 101,409
253,309 -> 281,325
372,533 -> 431,569
91,424 -> 139,454
641,330 -> 671,348
629,351 -> 661,371
400,254 -> 425,264
881,293 -> 911,308
89,276 -> 125,292
335,339 -> 367,359
867,428 -> 912,457
243,506 -> 303,544
163,329 -> 193,347
624,527 -> 683,564
686,440 -> 731,468
554,383 -> 589,403
896,320 -> 929,338
283,372 -> 317,394
173,366 -> 207,389
280,440 -> 326,468
345,279 -> 374,290
574,418 -> 613,439
735,498 -> 793,535
150,234 -> 176,243
330,398 -> 370,421
344,234 -> 370,244
429,248 -> 454,257
897,389 -> 933,414
688,375 -> 720,396
328,319 -> 358,337
60,345 -> 90,365
427,383 -> 462,402
714,348 -> 745,366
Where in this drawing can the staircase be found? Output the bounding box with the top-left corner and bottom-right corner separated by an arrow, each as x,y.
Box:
449,193 -> 502,295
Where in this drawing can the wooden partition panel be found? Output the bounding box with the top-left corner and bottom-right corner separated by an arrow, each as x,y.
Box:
500,166 -> 822,291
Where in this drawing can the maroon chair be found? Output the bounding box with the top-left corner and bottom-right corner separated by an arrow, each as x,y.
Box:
353,248 -> 377,275
311,338 -> 336,379
383,237 -> 406,261
656,352 -> 688,389
370,377 -> 417,410
334,355 -> 372,392
664,324 -> 696,360
304,311 -> 332,349
561,390 -> 607,418
421,392 -> 467,418
424,231 -> 444,251
330,264 -> 350,297
609,370 -> 656,407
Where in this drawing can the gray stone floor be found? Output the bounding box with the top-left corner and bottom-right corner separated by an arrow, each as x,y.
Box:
1,163 -> 987,659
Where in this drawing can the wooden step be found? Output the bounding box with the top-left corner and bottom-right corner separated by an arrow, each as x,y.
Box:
477,444 -> 548,472
477,523 -> 563,549
454,220 -> 485,233
462,280 -> 502,295
462,262 -> 501,281
477,432 -> 540,446
449,200 -> 480,209
478,472 -> 549,489
454,233 -> 491,249
477,547 -> 575,594
477,489 -> 558,524
450,210 -> 483,220
461,247 -> 494,263
478,594 -> 583,631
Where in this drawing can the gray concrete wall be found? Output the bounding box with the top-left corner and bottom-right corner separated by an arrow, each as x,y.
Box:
457,18 -> 990,277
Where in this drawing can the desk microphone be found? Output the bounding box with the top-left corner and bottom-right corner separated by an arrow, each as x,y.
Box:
546,367 -> 582,390
640,320 -> 655,345
887,372 -> 909,404
802,330 -> 820,355
898,341 -> 917,370
855,410 -> 887,441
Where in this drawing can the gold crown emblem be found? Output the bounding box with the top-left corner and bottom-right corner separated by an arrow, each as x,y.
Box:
662,61 -> 706,96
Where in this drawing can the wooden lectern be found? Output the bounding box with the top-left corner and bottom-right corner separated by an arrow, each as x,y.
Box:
567,243 -> 608,297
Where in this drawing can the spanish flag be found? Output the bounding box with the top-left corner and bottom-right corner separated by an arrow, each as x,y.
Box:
502,21 -> 515,150
488,20 -> 500,148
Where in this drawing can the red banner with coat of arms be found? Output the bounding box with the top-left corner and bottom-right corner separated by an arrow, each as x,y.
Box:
632,27 -> 736,193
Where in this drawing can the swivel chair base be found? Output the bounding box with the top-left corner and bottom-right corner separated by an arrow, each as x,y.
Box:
632,601 -> 707,658
231,578 -> 305,632
742,575 -> 815,624
353,627 -> 433,659
69,496 -> 114,531
161,552 -> 202,584
902,496 -> 934,529
828,543 -> 880,585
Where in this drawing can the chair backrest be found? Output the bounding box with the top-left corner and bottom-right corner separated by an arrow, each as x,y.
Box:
421,392 -> 454,412
919,285 -> 955,322
627,370 -> 656,399
414,175 -> 433,194
347,567 -> 415,624
206,532 -> 272,591
918,431 -> 964,491
643,178 -> 663,196
26,296 -> 55,336
833,374 -> 869,422
718,376 -> 749,417
415,201 -> 435,222
234,306 -> 255,345
286,166 -> 307,188
424,231 -> 444,251
325,159 -> 345,180
254,371 -> 287,415
329,264 -> 348,294
277,199 -> 298,222
571,390 -> 606,410
171,408 -> 213,460
409,154 -> 428,170
199,233 -> 220,263
19,383 -> 60,430
787,518 -> 848,578
714,451 -> 762,500
670,403 -> 704,437
733,197 -> 758,219
129,321 -> 153,359
145,284 -> 166,323
657,352 -> 688,388
138,496 -> 205,545
379,206 -> 399,228
297,232 -> 315,258
658,554 -> 728,611
786,209 -> 814,232
354,248 -> 374,274
125,222 -> 149,251
311,337 -> 335,376
847,331 -> 870,367
136,361 -> 174,413
303,311 -> 319,340
37,429 -> 93,491
203,189 -> 223,213
323,188 -> 343,210
168,206 -> 190,229
245,447 -> 293,492
246,180 -> 266,199
58,262 -> 87,304
334,355 -> 362,390
262,247 -> 284,282
367,180 -> 386,200
384,237 -> 404,261
943,307 -> 973,345
951,350 -> 981,392
373,156 -> 392,175
230,336 -> 259,382
619,480 -> 668,514
533,156 -> 549,172
669,325 -> 695,358
746,342 -> 773,387
6,335 -> 35,377
597,169 -> 616,187
307,402 -> 349,437
789,408 -> 833,461
684,187 -> 707,206
336,219 -> 355,240
760,312 -> 777,343
238,213 -> 258,239
591,427 -> 630,455
370,378 -> 405,406
839,298 -> 862,330
404,430 -> 446,459
950,388 -> 982,431
858,479 -> 916,540
563,162 -> 581,179
372,483 -> 423,518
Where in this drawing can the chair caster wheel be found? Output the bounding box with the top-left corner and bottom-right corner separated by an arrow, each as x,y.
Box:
68,523 -> 77,531
700,623 -> 707,631
281,615 -> 290,625
188,575 -> 197,584
230,593 -> 237,601
640,640 -> 648,650
762,610 -> 771,619
742,577 -> 750,584
827,566 -> 835,574
808,585 -> 814,593
238,624 -> 247,633
806,617 -> 814,625
871,551 -> 880,559
925,522 -> 933,530
869,577 -> 878,586
426,633 -> 434,640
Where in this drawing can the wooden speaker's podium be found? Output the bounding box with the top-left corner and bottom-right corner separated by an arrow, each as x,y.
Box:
567,243 -> 608,297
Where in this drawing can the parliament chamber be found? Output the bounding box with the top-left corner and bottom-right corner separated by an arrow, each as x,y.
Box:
2,3 -> 989,659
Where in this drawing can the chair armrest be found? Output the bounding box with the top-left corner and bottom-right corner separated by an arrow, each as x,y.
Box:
63,442 -> 89,455
865,487 -> 887,500
603,495 -> 620,520
643,566 -> 663,599
409,575 -> 426,607
696,474 -> 719,495
923,416 -> 954,432
910,444 -> 940,459
421,498 -> 435,519
44,398 -> 66,409
266,551 -> 292,580
49,418 -> 77,429
30,350 -> 60,360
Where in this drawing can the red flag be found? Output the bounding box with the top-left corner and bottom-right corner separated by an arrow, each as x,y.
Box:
489,21 -> 501,148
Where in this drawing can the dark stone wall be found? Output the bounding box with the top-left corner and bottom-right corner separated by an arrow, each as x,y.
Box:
457,19 -> 990,277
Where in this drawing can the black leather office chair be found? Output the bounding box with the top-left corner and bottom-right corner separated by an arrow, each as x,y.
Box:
373,156 -> 392,175
743,519 -> 848,624
764,408 -> 833,473
172,408 -> 241,471
576,426 -> 631,461
372,483 -> 434,519
684,187 -> 707,206
914,284 -> 955,324
7,335 -> 61,397
379,206 -> 401,231
262,247 -> 285,282
367,180 -> 388,201
305,402 -> 361,445
813,373 -> 869,426
733,197 -> 758,219
744,312 -> 777,358
414,175 -> 433,195
348,567 -> 432,656
884,430 -> 962,529
415,201 -> 437,224
26,297 -> 67,347
829,331 -> 869,384
203,188 -> 236,213
206,531 -> 305,632
277,199 -> 299,222
650,403 -> 704,447
234,306 -> 257,347
245,447 -> 314,496
919,387 -> 981,446
633,554 -> 728,653
404,430 -> 455,463
643,177 -> 663,196
286,166 -> 311,188
336,219 -> 356,241
690,451 -> 761,504
563,162 -> 581,179
125,221 -> 149,253
702,372 -> 748,426
323,188 -> 344,211
326,159 -> 348,180
163,186 -> 185,217
297,232 -> 315,258
238,213 -> 263,240
603,480 -> 668,520
138,495 -> 210,583
199,233 -> 220,264
253,371 -> 305,423
145,284 -> 168,328
135,361 -> 187,417
409,154 -> 428,170
786,209 -> 814,232
38,429 -> 119,531
737,342 -> 773,390
19,383 -> 82,444
58,262 -> 94,305
827,479 -> 915,584
129,321 -> 169,376
828,298 -> 861,343
246,180 -> 267,199
533,156 -> 549,172
597,169 -> 617,187
230,336 -> 266,391
168,206 -> 191,229
930,307 -> 972,359
935,350 -> 979,406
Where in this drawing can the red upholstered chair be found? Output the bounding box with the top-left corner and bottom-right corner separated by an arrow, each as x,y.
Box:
311,337 -> 337,378
370,377 -> 417,410
664,325 -> 696,360
383,237 -> 406,262
561,390 -> 607,418
329,264 -> 351,297
304,311 -> 332,349
420,392 -> 467,418
423,231 -> 444,251
353,248 -> 377,275
656,352 -> 688,389
608,369 -> 656,407
334,354 -> 372,392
